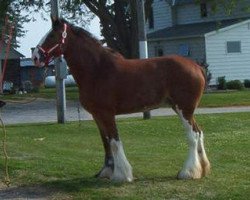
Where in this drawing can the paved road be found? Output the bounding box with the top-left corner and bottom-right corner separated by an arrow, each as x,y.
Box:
1,98 -> 250,125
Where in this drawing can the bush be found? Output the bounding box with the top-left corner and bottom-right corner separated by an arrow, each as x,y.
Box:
217,76 -> 227,90
244,79 -> 250,88
226,80 -> 244,90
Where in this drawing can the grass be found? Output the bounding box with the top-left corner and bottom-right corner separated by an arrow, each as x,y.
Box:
0,87 -> 79,101
1,87 -> 250,108
1,113 -> 250,199
200,89 -> 250,107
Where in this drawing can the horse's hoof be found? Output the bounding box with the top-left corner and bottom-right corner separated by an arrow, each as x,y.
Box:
177,168 -> 202,180
111,174 -> 133,183
95,167 -> 113,179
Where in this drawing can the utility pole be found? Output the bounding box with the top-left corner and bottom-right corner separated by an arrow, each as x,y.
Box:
136,0 -> 151,120
51,0 -> 67,123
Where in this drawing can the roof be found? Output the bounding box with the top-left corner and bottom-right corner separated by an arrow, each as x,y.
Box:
166,0 -> 195,6
0,41 -> 25,59
20,58 -> 34,67
147,18 -> 250,41
20,58 -> 55,67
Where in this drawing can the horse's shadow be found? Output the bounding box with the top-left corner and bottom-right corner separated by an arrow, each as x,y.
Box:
0,177 -> 123,199
0,175 -> 176,199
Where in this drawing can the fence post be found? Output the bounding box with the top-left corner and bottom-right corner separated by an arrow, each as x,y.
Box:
136,0 -> 151,120
51,0 -> 67,123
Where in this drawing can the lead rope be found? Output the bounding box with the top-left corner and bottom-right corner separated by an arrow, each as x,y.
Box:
0,112 -> 10,187
78,101 -> 81,127
0,14 -> 12,187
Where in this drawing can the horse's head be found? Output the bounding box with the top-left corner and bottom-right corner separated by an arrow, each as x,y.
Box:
32,16 -> 68,67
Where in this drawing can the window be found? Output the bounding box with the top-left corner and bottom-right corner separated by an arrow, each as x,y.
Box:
155,46 -> 164,57
178,44 -> 190,56
200,3 -> 207,18
148,6 -> 154,29
226,41 -> 241,53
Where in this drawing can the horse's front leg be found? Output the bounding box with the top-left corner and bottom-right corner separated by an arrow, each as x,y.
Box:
94,131 -> 114,179
93,113 -> 133,182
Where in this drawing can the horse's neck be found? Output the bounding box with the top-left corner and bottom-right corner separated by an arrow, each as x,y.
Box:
64,36 -> 102,68
63,36 -> 104,87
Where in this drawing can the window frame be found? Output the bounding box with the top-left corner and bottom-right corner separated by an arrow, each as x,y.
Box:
226,41 -> 242,54
178,44 -> 190,57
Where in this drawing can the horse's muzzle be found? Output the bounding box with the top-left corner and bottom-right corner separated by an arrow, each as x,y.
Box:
32,48 -> 46,67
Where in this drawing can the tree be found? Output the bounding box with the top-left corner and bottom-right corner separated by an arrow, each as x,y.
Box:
62,0 -> 153,58
60,0 -> 248,58
1,0 -> 247,56
0,1 -> 30,48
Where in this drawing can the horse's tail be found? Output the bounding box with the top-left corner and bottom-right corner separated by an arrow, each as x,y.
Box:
200,67 -> 207,90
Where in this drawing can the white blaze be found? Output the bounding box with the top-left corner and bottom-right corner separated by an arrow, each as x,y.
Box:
32,29 -> 52,67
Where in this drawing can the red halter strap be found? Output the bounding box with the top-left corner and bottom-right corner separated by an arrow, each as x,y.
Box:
37,23 -> 68,64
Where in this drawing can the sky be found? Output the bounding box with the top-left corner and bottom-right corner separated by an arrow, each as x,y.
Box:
17,13 -> 101,58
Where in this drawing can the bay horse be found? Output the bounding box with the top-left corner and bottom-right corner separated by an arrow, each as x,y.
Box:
32,17 -> 210,182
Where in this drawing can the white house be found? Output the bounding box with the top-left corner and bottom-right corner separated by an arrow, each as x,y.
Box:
147,0 -> 250,85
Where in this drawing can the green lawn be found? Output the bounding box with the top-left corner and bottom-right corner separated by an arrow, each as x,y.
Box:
1,88 -> 250,107
200,90 -> 250,107
1,113 -> 249,199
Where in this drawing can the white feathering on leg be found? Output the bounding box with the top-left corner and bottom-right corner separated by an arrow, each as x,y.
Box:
110,139 -> 133,182
176,108 -> 202,179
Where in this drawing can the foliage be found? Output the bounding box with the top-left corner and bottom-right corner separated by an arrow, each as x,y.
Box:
2,0 -> 249,57
68,0 -> 153,58
195,0 -> 250,15
244,79 -> 250,88
226,80 -> 244,90
1,113 -> 250,199
217,76 -> 227,90
217,77 -> 245,91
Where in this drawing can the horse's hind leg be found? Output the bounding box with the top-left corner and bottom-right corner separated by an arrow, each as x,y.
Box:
198,129 -> 210,177
93,113 -> 133,182
174,107 -> 210,179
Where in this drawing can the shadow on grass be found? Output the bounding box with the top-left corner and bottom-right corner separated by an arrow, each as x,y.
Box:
0,184 -> 54,200
0,176 -> 122,199
42,176 -> 123,192
0,175 -> 178,199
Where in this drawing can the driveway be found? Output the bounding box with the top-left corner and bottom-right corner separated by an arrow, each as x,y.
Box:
1,98 -> 250,125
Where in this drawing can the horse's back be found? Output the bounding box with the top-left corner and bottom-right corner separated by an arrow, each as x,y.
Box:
113,55 -> 205,114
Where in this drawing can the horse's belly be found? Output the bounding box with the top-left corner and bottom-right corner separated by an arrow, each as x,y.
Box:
115,90 -> 166,114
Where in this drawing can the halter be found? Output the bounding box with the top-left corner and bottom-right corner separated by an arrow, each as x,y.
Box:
37,23 -> 68,65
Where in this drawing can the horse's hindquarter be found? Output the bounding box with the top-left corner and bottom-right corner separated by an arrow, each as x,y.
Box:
114,56 -> 205,114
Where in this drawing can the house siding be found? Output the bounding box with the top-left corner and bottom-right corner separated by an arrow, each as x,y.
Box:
148,37 -> 205,62
147,0 -> 172,33
177,1 -> 250,25
205,21 -> 250,85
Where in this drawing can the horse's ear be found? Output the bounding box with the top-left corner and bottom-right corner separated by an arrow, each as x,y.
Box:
51,15 -> 61,28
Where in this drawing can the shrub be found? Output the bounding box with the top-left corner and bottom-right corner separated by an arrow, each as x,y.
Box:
217,76 -> 227,90
244,79 -> 250,88
31,87 -> 40,93
226,80 -> 244,90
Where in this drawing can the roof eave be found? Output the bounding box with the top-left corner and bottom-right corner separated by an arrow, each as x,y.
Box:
205,19 -> 250,37
148,34 -> 204,42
